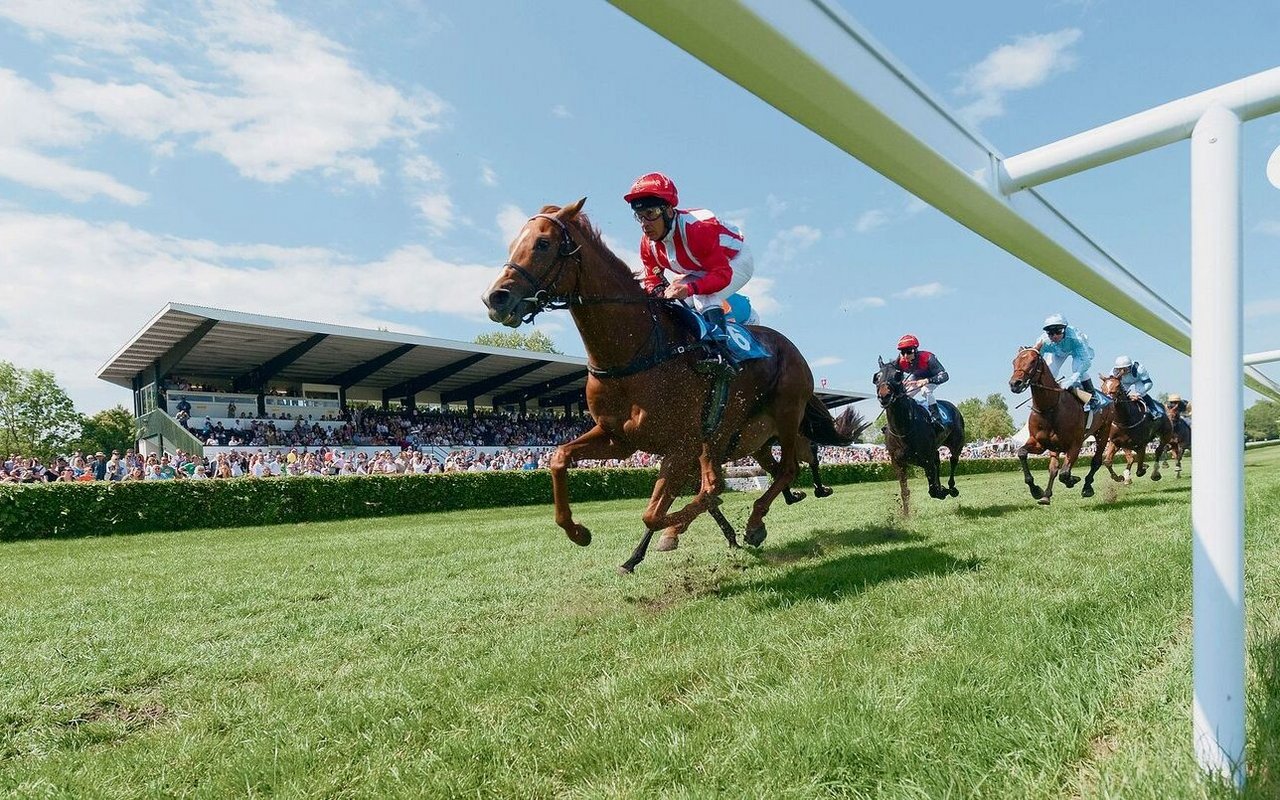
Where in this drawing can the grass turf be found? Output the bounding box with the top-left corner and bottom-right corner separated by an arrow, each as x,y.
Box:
1,448 -> 1277,798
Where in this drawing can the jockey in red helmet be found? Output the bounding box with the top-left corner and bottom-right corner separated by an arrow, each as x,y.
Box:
624,172 -> 755,375
895,334 -> 949,429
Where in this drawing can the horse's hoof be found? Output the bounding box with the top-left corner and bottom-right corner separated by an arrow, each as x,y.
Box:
784,491 -> 806,505
655,535 -> 679,552
1152,473 -> 1162,482
1110,474 -> 1123,483
1037,497 -> 1052,506
1029,485 -> 1043,500
616,564 -> 634,576
815,485 -> 834,498
1137,466 -> 1148,477
1082,485 -> 1095,498
949,487 -> 959,497
744,524 -> 767,547
567,524 -> 591,547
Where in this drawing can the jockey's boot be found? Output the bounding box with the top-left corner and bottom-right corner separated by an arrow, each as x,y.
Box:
1078,378 -> 1098,411
927,402 -> 946,432
697,306 -> 739,377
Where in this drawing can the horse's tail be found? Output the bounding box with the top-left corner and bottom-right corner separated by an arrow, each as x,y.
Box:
801,396 -> 870,446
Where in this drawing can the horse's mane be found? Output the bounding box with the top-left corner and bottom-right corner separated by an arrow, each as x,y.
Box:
540,204 -> 646,292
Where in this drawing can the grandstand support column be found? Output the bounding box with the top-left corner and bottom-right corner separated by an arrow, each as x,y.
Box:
467,398 -> 475,415
257,392 -> 266,417
1190,103 -> 1245,787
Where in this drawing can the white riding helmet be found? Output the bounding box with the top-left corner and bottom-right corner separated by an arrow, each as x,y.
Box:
1043,313 -> 1068,330
1114,355 -> 1133,370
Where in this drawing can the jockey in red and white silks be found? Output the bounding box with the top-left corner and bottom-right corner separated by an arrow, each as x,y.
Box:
637,207 -> 754,312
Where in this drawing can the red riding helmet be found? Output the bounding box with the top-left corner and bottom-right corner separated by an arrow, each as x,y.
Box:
897,334 -> 920,350
623,172 -> 679,207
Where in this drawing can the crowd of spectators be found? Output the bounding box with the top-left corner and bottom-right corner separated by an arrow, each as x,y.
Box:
174,402 -> 597,450
4,413 -> 1138,485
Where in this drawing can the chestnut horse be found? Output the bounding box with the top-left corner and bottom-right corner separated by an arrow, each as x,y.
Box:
1008,346 -> 1115,505
873,358 -> 965,516
482,199 -> 863,573
1099,373 -> 1177,484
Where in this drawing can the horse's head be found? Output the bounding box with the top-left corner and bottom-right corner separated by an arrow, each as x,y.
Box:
483,198 -> 586,327
1099,373 -> 1122,399
1008,346 -> 1045,394
873,356 -> 905,408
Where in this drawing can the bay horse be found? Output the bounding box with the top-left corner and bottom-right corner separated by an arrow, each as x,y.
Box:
1008,346 -> 1115,505
1098,373 -> 1177,484
873,358 -> 965,516
481,199 -> 864,573
1162,398 -> 1191,477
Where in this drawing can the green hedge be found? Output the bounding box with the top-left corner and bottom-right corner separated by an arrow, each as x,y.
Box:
0,458 -> 1040,541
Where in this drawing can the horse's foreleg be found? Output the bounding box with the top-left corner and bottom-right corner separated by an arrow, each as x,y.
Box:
1018,445 -> 1043,500
1081,441 -> 1107,498
550,426 -> 636,546
1150,441 -> 1166,481
896,461 -> 912,517
1123,448 -> 1135,485
708,505 -> 739,549
925,452 -> 946,500
1103,441 -> 1124,483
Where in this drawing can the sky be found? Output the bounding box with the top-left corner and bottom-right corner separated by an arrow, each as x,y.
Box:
2,0 -> 1279,423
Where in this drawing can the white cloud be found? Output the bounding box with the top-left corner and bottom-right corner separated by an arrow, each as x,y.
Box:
855,209 -> 889,233
480,162 -> 498,186
0,145 -> 147,204
810,356 -> 843,368
0,0 -> 163,53
0,1 -> 447,198
763,224 -> 822,268
894,282 -> 953,299
841,296 -> 886,312
496,204 -> 528,246
0,211 -> 499,412
957,29 -> 1082,125
402,154 -> 444,183
551,104 -> 571,118
414,192 -> 456,235
744,276 -> 780,317
765,194 -> 788,218
1255,220 -> 1280,236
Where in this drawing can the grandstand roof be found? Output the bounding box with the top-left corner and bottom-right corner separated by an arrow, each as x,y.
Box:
98,303 -> 869,409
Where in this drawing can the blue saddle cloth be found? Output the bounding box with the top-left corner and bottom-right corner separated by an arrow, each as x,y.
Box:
674,304 -> 771,363
914,397 -> 954,426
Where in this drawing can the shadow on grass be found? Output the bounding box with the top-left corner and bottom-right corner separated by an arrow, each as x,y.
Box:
722,540 -> 981,608
955,503 -> 1034,519
757,526 -> 925,565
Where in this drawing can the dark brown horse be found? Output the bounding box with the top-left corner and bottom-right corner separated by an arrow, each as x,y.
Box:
481,199 -> 863,572
1099,373 -> 1177,484
1008,346 -> 1115,505
874,358 -> 965,517
1162,397 -> 1191,477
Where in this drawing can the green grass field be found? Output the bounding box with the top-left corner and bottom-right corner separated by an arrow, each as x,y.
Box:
2,449 -> 1278,799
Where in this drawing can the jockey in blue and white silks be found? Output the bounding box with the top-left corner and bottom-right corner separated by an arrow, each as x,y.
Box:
1035,313 -> 1102,409
1112,355 -> 1162,418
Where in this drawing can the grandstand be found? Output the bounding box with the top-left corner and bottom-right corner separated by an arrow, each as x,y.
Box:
97,303 -> 868,456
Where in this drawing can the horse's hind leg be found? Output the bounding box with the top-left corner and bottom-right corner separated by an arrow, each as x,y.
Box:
1104,441 -> 1124,483
810,441 -> 833,497
755,442 -> 805,506
1081,443 -> 1107,498
946,438 -> 961,497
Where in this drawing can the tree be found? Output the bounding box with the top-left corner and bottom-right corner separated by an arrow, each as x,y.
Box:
954,394 -> 1015,443
77,405 -> 140,456
1244,399 -> 1280,441
474,330 -> 562,354
0,361 -> 82,460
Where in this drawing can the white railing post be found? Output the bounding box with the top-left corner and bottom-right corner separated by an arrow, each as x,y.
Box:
1191,103 -> 1246,787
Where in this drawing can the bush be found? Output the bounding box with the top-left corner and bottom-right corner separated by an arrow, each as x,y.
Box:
0,458 -> 1041,541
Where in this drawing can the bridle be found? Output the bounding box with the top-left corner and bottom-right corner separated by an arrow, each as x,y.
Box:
1103,378 -> 1150,431
500,214 -> 583,324
1013,347 -> 1066,416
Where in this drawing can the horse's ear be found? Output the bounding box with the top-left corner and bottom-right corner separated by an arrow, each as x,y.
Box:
559,197 -> 587,220
877,356 -> 885,367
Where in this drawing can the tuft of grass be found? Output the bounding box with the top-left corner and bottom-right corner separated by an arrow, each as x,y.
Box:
0,450 -> 1277,798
